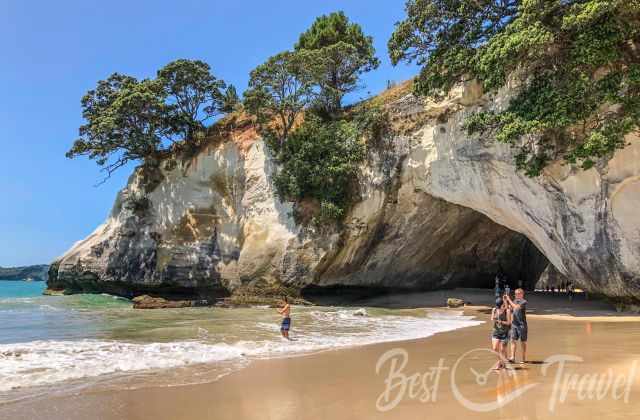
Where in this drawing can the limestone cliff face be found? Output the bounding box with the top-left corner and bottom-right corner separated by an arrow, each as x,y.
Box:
404,82 -> 640,299
48,82 -> 640,300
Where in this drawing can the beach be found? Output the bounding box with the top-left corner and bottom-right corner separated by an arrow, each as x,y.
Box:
2,290 -> 640,419
3,1 -> 640,419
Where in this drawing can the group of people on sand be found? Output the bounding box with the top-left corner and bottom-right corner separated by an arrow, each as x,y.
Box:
276,285 -> 529,360
491,287 -> 528,370
542,283 -> 575,301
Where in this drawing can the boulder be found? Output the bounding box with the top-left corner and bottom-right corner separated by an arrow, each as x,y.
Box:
42,288 -> 65,296
447,298 -> 465,308
353,308 -> 368,316
132,295 -> 194,309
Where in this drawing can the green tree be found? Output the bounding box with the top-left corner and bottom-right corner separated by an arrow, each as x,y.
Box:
243,12 -> 381,223
295,11 -> 380,116
388,0 -> 518,98
389,0 -> 640,176
220,84 -> 240,113
243,50 -> 321,146
68,59 -> 233,179
272,114 -> 366,223
157,59 -> 228,140
66,74 -> 169,178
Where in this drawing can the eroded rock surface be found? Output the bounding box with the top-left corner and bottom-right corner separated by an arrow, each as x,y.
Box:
49,81 -> 639,300
401,82 -> 640,299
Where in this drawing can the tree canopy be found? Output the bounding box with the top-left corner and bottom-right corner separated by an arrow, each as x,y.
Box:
66,74 -> 168,178
243,50 -> 321,146
389,0 -> 640,176
272,114 -> 366,223
241,11 -> 380,222
388,0 -> 519,97
67,59 -> 235,179
295,11 -> 379,115
220,84 -> 240,113
156,59 -> 230,139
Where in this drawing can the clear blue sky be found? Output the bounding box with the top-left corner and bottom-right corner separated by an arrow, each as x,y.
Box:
0,0 -> 418,266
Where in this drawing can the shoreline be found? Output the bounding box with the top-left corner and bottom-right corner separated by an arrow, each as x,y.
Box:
0,305 -> 480,403
3,290 -> 640,419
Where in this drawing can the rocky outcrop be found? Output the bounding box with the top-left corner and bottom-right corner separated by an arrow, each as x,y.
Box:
446,298 -> 465,308
535,264 -> 570,290
131,295 -> 209,309
48,132 -> 540,299
403,81 -> 640,299
48,80 -> 640,301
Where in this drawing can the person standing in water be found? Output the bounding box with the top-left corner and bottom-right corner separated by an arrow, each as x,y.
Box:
278,296 -> 291,340
567,282 -> 574,302
505,288 -> 528,363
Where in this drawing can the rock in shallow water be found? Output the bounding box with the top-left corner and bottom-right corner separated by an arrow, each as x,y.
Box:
132,295 -> 198,309
446,298 -> 465,308
42,288 -> 65,296
353,308 -> 368,316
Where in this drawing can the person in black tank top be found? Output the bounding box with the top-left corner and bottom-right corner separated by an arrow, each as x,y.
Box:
490,298 -> 512,370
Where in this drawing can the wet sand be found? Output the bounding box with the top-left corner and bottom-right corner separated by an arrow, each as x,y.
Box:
4,290 -> 640,420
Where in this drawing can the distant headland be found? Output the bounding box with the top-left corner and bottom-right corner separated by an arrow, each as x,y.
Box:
0,265 -> 49,281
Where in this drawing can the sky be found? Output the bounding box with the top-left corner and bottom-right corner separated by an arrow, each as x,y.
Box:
0,0 -> 419,267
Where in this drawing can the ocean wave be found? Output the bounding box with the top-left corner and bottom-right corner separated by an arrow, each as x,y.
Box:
0,310 -> 482,392
0,297 -> 36,305
0,340 -> 249,392
426,310 -> 474,320
0,301 -> 62,314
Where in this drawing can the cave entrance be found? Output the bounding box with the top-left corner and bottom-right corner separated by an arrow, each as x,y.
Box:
302,202 -> 550,304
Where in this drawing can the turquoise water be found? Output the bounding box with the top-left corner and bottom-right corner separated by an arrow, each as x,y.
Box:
0,280 -> 482,398
0,281 -> 46,299
0,280 -> 131,344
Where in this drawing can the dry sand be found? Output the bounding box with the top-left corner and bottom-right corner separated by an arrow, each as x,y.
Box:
3,290 -> 640,420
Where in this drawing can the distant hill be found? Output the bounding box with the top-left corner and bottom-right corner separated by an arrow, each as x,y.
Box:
0,265 -> 49,281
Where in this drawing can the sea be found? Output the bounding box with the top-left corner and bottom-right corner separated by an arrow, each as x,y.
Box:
0,280 -> 482,404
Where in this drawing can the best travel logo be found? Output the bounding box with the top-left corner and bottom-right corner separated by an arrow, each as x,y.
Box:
375,347 -> 637,413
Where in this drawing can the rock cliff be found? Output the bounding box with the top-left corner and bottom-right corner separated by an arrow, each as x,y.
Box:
48,81 -> 640,301
412,82 -> 640,300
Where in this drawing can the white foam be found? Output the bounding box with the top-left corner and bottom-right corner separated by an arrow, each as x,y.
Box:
0,297 -> 35,305
426,310 -> 468,319
0,310 -> 482,392
0,340 -> 248,392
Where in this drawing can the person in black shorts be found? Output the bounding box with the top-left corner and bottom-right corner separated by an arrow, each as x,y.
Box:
491,297 -> 512,370
278,296 -> 291,340
505,288 -> 528,363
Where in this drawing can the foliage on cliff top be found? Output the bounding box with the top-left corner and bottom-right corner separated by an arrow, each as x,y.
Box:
295,11 -> 380,116
67,59 -> 238,180
244,11 -> 381,224
243,50 -> 322,147
270,114 -> 366,224
244,11 -> 380,143
389,0 -> 640,176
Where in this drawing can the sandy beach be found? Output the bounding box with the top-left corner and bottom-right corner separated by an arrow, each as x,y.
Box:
3,0 -> 639,419
3,290 -> 640,420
